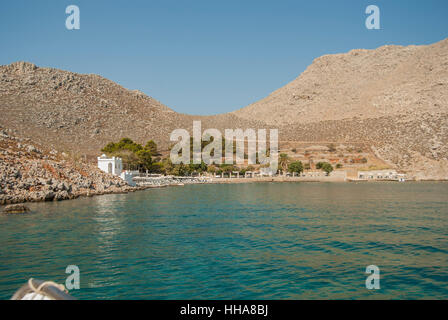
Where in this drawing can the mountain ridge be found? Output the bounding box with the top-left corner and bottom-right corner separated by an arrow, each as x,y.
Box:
1,37 -> 447,179
233,38 -> 448,124
0,61 -> 265,157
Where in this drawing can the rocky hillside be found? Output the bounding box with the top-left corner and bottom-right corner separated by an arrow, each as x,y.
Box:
0,127 -> 135,205
279,112 -> 448,180
232,38 -> 448,179
0,61 -> 261,158
233,38 -> 448,124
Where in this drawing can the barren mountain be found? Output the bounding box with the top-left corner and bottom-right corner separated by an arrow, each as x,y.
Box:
0,61 -> 261,159
1,38 -> 448,180
232,38 -> 448,179
233,38 -> 448,124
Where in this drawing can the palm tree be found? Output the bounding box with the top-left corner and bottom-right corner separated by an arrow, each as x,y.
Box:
279,153 -> 289,175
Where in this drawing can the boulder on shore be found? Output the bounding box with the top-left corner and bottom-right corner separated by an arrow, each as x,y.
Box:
2,204 -> 31,214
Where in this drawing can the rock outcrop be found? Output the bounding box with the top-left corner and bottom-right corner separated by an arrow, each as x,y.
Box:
0,128 -> 135,205
0,62 -> 261,157
2,204 -> 30,214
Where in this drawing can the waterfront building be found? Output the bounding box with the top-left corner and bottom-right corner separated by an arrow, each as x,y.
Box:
97,154 -> 123,176
357,170 -> 406,181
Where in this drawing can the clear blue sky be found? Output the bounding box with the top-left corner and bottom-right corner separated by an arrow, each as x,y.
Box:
1,0 -> 447,115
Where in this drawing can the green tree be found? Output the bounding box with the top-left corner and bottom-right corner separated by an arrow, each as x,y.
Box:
220,164 -> 236,173
102,138 -> 142,153
188,161 -> 208,174
320,162 -> 334,175
207,165 -> 217,174
239,165 -> 254,176
279,153 -> 289,173
136,149 -> 153,171
288,161 -> 304,174
161,158 -> 175,175
199,161 -> 208,172
113,149 -> 140,170
149,162 -> 163,173
102,138 -> 144,169
172,163 -> 188,176
145,140 -> 159,156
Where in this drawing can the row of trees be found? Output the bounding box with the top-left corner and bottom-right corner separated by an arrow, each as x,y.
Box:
161,161 -> 258,176
101,138 -> 160,172
316,161 -> 334,175
173,136 -> 270,163
101,138 -> 256,176
102,139 -> 334,176
280,153 -> 334,175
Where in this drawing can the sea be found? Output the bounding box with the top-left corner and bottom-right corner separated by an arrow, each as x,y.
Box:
1,182 -> 447,299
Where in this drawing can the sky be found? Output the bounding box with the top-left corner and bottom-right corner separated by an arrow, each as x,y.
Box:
1,0 -> 447,115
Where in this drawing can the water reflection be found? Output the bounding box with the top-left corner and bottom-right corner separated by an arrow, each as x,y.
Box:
0,182 -> 447,299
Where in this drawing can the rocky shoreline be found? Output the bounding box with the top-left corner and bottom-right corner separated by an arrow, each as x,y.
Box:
133,176 -> 210,187
2,126 -> 446,208
0,174 -> 212,206
0,129 -> 215,206
0,128 -> 139,206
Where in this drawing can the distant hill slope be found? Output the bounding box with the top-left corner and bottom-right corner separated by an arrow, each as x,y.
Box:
232,38 -> 448,179
0,61 -> 261,157
233,38 -> 448,124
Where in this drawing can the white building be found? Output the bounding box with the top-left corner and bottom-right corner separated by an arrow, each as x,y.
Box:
358,170 -> 406,181
97,154 -> 139,186
97,154 -> 123,176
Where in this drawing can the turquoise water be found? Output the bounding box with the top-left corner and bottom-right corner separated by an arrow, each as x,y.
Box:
0,182 -> 447,299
